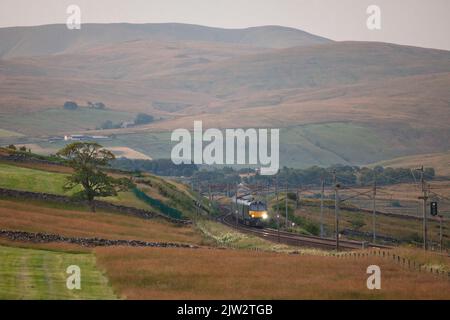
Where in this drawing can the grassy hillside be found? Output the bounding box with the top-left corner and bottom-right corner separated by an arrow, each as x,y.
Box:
0,23 -> 331,59
1,27 -> 449,170
0,128 -> 23,138
0,162 -> 76,195
95,246 -> 450,299
0,161 -> 183,214
0,107 -> 135,136
29,121 -> 449,168
0,198 -> 202,245
0,153 -> 225,220
370,151 -> 450,177
0,245 -> 116,299
0,156 -> 449,300
150,42 -> 450,94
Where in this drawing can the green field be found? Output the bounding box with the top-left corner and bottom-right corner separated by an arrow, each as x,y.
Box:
0,128 -> 24,138
0,245 -> 116,299
36,131 -> 171,161
8,119 -> 449,170
275,196 -> 450,248
103,122 -> 442,168
0,163 -> 74,195
0,163 -> 152,210
0,107 -> 135,136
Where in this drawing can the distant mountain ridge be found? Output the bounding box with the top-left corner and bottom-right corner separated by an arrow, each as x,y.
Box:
147,41 -> 450,94
0,22 -> 449,168
0,23 -> 332,59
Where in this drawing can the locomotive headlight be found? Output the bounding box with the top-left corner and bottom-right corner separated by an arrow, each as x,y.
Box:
262,212 -> 268,220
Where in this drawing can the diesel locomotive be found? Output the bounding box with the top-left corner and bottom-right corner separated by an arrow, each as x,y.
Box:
236,196 -> 268,227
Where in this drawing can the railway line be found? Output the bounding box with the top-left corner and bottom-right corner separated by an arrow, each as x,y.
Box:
218,206 -> 389,251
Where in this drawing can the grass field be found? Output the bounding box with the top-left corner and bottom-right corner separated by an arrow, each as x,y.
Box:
370,151 -> 450,177
11,119 -> 450,170
0,162 -> 155,210
0,199 -> 202,245
0,160 -> 219,219
0,162 -> 75,195
0,245 -> 116,299
95,246 -> 450,299
0,128 -> 24,138
297,205 -> 447,245
275,195 -> 449,247
0,107 -> 135,136
0,156 -> 448,300
99,123 -> 390,167
195,219 -> 301,253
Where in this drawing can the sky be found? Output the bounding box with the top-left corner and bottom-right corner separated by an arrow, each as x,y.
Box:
0,0 -> 449,50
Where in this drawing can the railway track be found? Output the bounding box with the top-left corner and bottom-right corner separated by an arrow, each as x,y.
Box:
218,207 -> 389,251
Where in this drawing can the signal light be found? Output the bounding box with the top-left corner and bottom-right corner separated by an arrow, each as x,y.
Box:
430,202 -> 438,216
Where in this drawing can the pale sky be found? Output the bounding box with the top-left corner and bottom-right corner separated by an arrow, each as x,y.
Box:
0,0 -> 449,50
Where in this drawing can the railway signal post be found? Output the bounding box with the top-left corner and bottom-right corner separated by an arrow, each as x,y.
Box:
277,214 -> 280,243
276,175 -> 279,226
320,178 -> 324,238
333,170 -> 340,251
235,184 -> 238,228
372,173 -> 377,243
285,181 -> 289,228
416,166 -> 429,250
438,215 -> 443,252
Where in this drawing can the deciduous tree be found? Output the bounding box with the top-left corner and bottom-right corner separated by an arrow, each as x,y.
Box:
57,142 -> 133,212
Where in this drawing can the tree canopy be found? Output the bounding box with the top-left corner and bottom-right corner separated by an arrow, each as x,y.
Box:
57,142 -> 133,211
63,101 -> 78,110
134,113 -> 154,125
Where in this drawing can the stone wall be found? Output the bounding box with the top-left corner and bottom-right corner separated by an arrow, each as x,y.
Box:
0,187 -> 191,225
0,229 -> 197,248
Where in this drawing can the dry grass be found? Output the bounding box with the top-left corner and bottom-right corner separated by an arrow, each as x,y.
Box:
107,147 -> 152,160
295,205 -> 446,242
370,151 -> 450,177
0,199 -> 202,245
0,159 -> 73,174
0,238 -> 92,253
388,247 -> 450,272
95,246 -> 450,300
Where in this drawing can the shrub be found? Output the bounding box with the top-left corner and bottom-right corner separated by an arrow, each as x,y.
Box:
63,101 -> 78,110
134,113 -> 154,125
391,200 -> 402,207
349,216 -> 366,230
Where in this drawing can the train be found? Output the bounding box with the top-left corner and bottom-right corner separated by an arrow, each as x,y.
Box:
236,196 -> 269,227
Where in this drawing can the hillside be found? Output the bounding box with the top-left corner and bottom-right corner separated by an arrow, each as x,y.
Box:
370,151 -> 450,177
0,23 -> 331,59
0,23 -> 449,168
148,41 -> 450,94
0,154 -> 449,299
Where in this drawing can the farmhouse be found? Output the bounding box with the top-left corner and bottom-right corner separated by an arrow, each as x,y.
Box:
64,135 -> 110,141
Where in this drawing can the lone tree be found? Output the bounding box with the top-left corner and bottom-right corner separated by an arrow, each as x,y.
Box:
57,142 -> 133,212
